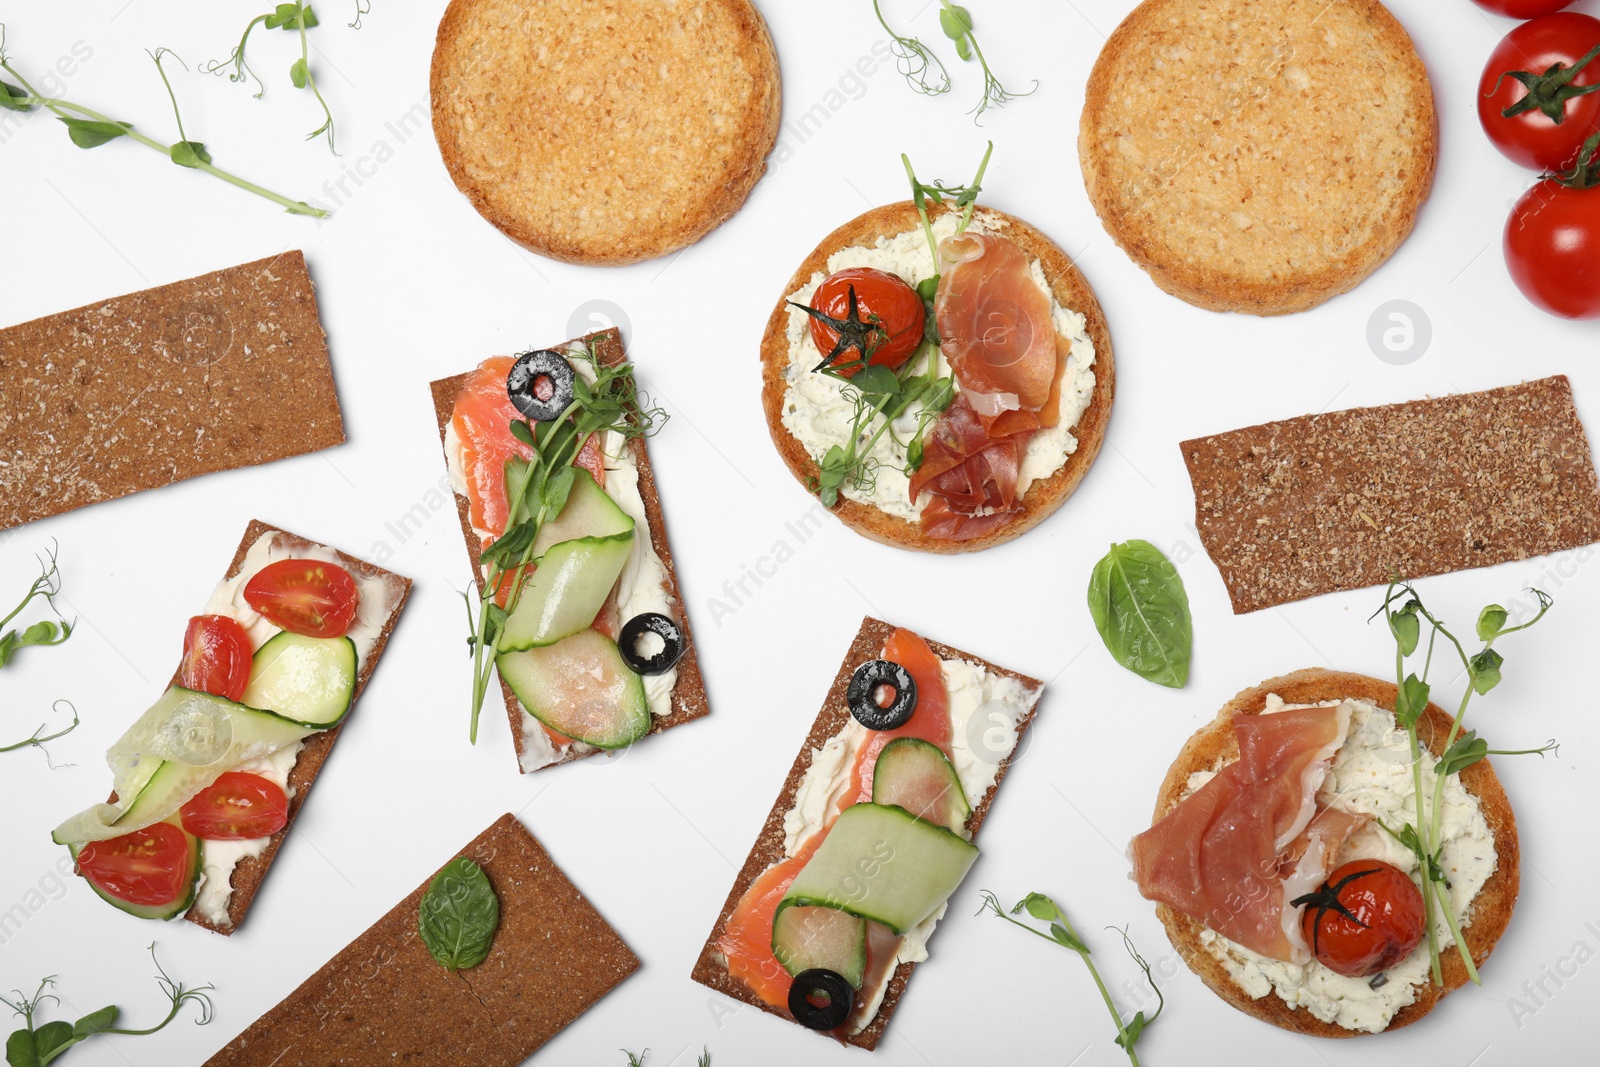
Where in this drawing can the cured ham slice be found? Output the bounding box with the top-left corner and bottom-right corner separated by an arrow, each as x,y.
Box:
1129,704 -> 1351,964
908,396 -> 1031,522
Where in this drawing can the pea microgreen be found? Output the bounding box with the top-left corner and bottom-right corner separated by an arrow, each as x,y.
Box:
461,341 -> 667,742
0,544 -> 72,672
870,0 -> 950,98
0,26 -> 325,216
0,701 -> 79,766
2,945 -> 213,1067
204,3 -> 357,153
979,891 -> 1161,1066
870,2 -> 1032,122
621,1051 -> 709,1067
1373,579 -> 1556,986
936,2 -> 1035,121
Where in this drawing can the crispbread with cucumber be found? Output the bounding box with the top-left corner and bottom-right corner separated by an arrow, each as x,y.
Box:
50,521 -> 411,934
429,327 -> 708,772
692,617 -> 1043,1048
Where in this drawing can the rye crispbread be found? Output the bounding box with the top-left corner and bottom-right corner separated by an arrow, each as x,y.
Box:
1182,376 -> 1600,614
1080,0 -> 1437,315
759,201 -> 1116,554
0,252 -> 343,531
1148,669 -> 1519,1036
691,616 -> 1044,1050
428,328 -> 708,772
203,813 -> 638,1066
430,0 -> 780,265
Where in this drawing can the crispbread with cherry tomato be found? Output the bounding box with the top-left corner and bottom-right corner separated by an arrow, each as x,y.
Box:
1141,669 -> 1519,1037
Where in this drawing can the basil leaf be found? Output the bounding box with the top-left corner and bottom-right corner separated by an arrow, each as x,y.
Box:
58,117 -> 131,149
70,1008 -> 116,1040
1087,540 -> 1192,689
419,857 -> 500,971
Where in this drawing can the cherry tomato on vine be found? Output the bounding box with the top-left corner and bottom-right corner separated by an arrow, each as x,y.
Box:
1505,158 -> 1600,319
1479,13 -> 1600,172
1472,0 -> 1576,18
1294,860 -> 1426,978
805,268 -> 926,376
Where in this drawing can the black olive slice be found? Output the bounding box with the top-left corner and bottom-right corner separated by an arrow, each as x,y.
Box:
847,660 -> 917,731
506,349 -> 576,422
787,968 -> 854,1031
618,612 -> 685,675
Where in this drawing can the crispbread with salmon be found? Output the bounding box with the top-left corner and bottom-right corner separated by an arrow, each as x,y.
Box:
1149,668 -> 1519,1036
430,0 -> 780,265
691,616 -> 1043,1049
760,201 -> 1115,553
1080,0 -> 1436,315
428,328 -> 708,771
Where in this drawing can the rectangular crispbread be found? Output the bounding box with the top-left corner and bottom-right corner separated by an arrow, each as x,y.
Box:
690,616 -> 1043,1050
1182,376 -> 1600,614
203,813 -> 638,1066
428,327 -> 708,770
0,252 -> 343,531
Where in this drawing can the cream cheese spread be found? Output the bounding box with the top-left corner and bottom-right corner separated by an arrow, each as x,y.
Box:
779,209 -> 1097,520
1194,696 -> 1498,1034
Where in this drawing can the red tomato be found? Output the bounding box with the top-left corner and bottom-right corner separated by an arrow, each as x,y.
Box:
76,823 -> 194,907
1479,14 -> 1600,172
179,614 -> 254,702
807,268 -> 926,376
1472,0 -> 1576,17
180,772 -> 290,840
243,559 -> 360,637
1295,860 -> 1426,978
1505,168 -> 1600,318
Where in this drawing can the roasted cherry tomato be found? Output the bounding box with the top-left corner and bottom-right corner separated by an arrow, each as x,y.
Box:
242,558 -> 360,638
1294,860 -> 1426,978
1505,149 -> 1600,318
76,822 -> 193,907
180,772 -> 290,840
806,267 -> 926,376
1472,0 -> 1576,18
179,614 -> 254,702
1479,14 -> 1600,172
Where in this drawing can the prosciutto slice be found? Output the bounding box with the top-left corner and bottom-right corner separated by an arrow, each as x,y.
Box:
1129,704 -> 1351,964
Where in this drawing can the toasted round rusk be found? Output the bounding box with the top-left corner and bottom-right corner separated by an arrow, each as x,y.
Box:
430,0 -> 780,265
759,201 -> 1115,554
1148,668 -> 1519,1036
1080,0 -> 1437,315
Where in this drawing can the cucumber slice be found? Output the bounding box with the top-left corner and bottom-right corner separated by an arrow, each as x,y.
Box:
782,803 -> 979,935
68,818 -> 203,921
497,533 -> 634,652
530,467 -> 634,559
772,901 -> 867,988
240,632 -> 358,728
496,629 -> 649,749
872,738 -> 972,835
53,688 -> 314,845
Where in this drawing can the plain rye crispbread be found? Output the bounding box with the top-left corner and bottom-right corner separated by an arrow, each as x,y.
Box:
203,814 -> 638,1066
0,252 -> 343,531
1080,0 -> 1437,315
760,201 -> 1115,554
1148,669 -> 1519,1036
1182,376 -> 1600,614
430,0 -> 780,265
692,617 -> 1044,1050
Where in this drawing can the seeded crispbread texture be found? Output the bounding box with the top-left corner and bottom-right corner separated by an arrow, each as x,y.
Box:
430,0 -> 780,265
184,521 -> 411,935
203,813 -> 638,1066
1080,0 -> 1436,315
1183,376 -> 1600,614
691,617 -> 1044,1050
428,328 -> 708,772
0,252 -> 342,531
759,201 -> 1116,554
1148,669 -> 1519,1036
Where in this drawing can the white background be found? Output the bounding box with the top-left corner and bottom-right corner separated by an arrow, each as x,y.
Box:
2,1 -> 1598,1064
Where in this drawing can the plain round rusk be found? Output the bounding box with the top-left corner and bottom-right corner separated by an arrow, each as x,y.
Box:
1147,669 -> 1519,1037
1080,0 -> 1438,315
759,201 -> 1116,554
430,0 -> 781,265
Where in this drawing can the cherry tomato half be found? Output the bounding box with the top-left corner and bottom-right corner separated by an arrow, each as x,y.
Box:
1479,14 -> 1600,172
179,614 -> 254,702
1471,0 -> 1576,18
180,772 -> 290,840
242,559 -> 360,638
76,822 -> 194,907
1506,173 -> 1600,318
1295,860 -> 1426,978
807,268 -> 926,376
